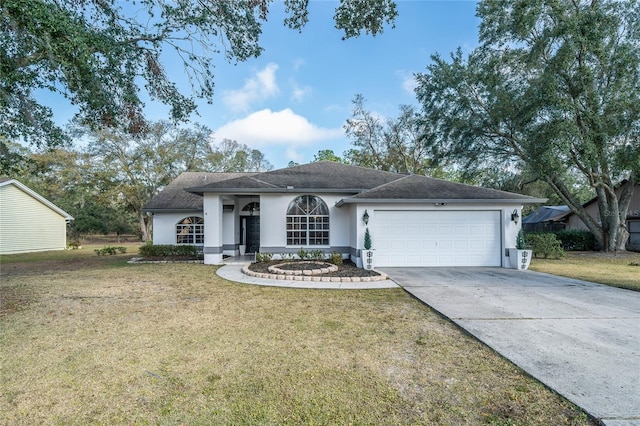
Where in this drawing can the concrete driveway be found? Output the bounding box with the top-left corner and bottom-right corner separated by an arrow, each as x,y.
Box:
381,267 -> 640,426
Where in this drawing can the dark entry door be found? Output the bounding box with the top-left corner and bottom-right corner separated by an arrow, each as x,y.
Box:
244,216 -> 260,254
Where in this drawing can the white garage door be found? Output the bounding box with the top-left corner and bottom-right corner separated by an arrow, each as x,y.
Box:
373,210 -> 502,267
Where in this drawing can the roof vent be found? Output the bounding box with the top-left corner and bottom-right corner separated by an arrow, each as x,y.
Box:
287,185 -> 294,189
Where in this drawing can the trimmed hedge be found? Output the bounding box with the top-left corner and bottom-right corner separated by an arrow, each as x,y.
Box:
554,230 -> 596,251
525,233 -> 565,259
523,230 -> 596,252
139,244 -> 199,258
94,246 -> 127,256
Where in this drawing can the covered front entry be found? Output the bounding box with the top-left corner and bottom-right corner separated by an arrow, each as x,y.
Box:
373,210 -> 502,267
242,216 -> 260,254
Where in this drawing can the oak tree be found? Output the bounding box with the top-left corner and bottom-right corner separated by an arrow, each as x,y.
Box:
416,0 -> 640,251
1,0 -> 397,147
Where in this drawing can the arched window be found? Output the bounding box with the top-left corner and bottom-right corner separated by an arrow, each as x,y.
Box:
286,195 -> 329,246
176,216 -> 204,245
242,202 -> 260,215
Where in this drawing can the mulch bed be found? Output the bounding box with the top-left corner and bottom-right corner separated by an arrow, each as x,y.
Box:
247,260 -> 381,278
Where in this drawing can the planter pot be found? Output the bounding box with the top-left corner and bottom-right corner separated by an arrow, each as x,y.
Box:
362,249 -> 375,270
508,248 -> 532,270
239,245 -> 246,256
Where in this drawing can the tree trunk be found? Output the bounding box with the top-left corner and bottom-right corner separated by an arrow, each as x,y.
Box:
546,175 -> 635,252
137,211 -> 151,242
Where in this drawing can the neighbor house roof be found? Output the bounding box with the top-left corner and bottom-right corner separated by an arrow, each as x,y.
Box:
142,172 -> 255,212
0,179 -> 74,220
187,162 -> 545,205
522,206 -> 571,224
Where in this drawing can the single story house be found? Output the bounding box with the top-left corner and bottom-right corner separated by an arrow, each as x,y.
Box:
0,179 -> 74,254
563,180 -> 640,251
143,162 -> 545,268
522,205 -> 570,232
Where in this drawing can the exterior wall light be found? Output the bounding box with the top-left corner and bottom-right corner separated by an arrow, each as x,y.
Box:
362,209 -> 369,225
511,209 -> 520,224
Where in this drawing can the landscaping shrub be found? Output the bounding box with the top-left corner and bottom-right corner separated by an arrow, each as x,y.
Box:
255,252 -> 273,262
329,251 -> 343,265
554,230 -> 596,251
138,244 -> 198,258
364,227 -> 372,250
94,246 -> 127,256
309,250 -> 325,260
525,233 -> 565,259
297,248 -> 310,260
516,230 -> 528,249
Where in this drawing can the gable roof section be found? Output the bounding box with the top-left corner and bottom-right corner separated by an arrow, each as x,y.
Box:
143,172 -> 254,212
186,162 -> 403,194
0,179 -> 74,220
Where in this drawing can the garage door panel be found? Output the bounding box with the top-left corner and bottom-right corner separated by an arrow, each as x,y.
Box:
373,210 -> 501,267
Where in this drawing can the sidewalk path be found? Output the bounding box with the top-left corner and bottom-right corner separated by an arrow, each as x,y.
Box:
216,263 -> 398,290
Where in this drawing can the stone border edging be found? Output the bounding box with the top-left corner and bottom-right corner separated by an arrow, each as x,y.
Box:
267,261 -> 338,276
126,258 -> 387,283
243,264 -> 388,282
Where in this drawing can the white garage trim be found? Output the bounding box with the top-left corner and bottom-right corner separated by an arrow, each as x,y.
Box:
373,210 -> 502,267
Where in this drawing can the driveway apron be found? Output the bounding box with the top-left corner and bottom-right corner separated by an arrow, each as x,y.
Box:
382,267 -> 640,426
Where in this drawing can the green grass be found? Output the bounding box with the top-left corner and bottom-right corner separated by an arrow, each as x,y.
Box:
530,251 -> 640,291
0,250 -> 593,425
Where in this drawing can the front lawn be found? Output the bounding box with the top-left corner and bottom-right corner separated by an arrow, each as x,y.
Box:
530,251 -> 640,291
0,250 -> 593,425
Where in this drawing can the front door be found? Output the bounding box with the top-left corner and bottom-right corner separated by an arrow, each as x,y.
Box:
244,216 -> 260,254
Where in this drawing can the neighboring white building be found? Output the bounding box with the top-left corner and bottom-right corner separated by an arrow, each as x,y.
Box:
143,162 -> 545,268
0,179 -> 74,254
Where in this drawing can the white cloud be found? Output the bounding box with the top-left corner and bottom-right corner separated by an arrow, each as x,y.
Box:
292,58 -> 305,72
222,63 -> 280,112
291,83 -> 312,102
402,75 -> 418,96
396,70 -> 418,96
213,108 -> 343,148
285,147 -> 304,164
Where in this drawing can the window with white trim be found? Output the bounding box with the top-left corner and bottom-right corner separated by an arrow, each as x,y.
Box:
176,216 -> 204,245
286,195 -> 329,246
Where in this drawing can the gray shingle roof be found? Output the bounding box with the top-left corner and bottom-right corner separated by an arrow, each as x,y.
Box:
142,172 -> 254,211
145,163 -> 544,211
349,174 -> 540,201
187,161 -> 404,193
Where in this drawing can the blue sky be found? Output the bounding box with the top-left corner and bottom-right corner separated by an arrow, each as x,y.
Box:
47,1 -> 481,169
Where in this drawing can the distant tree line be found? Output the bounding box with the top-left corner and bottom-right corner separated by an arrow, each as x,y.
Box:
0,122 -> 272,241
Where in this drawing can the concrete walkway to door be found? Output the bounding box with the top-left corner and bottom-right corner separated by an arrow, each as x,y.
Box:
382,267 -> 640,426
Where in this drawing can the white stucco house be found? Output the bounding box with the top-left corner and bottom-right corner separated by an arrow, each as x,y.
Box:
143,162 -> 545,268
0,179 -> 74,254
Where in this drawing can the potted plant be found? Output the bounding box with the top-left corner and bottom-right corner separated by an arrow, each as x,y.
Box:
362,227 -> 375,270
509,230 -> 532,270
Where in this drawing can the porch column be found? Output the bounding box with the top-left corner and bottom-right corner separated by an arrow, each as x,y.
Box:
203,194 -> 223,264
